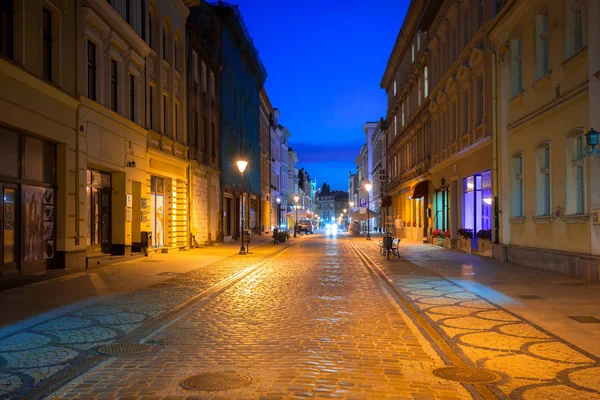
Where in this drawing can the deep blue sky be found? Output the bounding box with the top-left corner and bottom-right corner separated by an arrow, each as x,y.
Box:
234,0 -> 409,191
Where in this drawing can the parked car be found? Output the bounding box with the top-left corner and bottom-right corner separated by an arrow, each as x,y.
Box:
297,218 -> 313,234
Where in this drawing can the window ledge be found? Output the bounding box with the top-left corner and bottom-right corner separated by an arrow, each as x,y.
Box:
561,46 -> 587,68
509,217 -> 526,224
532,71 -> 552,89
509,90 -> 525,104
562,214 -> 589,224
533,215 -> 554,224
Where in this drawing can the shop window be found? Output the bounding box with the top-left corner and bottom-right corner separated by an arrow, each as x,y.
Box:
0,0 -> 14,59
150,176 -> 165,247
463,171 -> 492,244
435,190 -> 448,231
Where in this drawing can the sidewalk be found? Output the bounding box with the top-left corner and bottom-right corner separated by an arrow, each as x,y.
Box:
0,234 -> 280,333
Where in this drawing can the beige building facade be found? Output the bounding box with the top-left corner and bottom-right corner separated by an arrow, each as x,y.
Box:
491,0 -> 600,280
0,0 -> 80,276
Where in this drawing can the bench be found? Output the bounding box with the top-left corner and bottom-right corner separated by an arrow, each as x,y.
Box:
379,237 -> 401,260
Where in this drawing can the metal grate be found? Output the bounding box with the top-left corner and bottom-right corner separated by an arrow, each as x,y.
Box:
97,343 -> 154,356
181,371 -> 252,391
432,367 -> 500,383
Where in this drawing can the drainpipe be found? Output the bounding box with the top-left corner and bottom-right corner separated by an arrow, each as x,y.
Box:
492,46 -> 500,245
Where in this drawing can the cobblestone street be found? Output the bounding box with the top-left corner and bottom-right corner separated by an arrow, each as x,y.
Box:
1,233 -> 600,399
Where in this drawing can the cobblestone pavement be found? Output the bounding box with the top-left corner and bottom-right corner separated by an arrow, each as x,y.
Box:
52,234 -> 469,400
350,236 -> 600,400
0,242 -> 286,399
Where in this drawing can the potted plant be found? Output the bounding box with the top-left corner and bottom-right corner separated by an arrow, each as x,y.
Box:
477,229 -> 493,257
412,221 -> 417,227
457,228 -> 473,253
432,230 -> 444,245
442,230 -> 452,249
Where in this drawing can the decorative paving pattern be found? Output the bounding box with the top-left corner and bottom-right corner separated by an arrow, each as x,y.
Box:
0,244 -> 283,399
52,236 -> 468,399
180,371 -> 253,391
354,238 -> 600,400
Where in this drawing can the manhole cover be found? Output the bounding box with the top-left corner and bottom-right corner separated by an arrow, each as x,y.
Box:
432,367 -> 500,383
97,343 -> 154,355
180,371 -> 252,391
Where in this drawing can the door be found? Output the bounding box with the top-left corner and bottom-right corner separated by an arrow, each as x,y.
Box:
0,183 -> 18,275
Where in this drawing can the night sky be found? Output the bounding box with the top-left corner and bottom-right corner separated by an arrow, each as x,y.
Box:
234,0 -> 409,191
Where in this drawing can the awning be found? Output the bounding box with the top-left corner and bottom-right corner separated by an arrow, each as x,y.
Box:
410,181 -> 429,199
381,195 -> 392,207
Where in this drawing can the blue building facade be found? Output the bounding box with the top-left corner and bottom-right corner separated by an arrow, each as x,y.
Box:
189,2 -> 266,239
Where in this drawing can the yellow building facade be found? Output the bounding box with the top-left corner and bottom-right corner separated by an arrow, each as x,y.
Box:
491,0 -> 600,280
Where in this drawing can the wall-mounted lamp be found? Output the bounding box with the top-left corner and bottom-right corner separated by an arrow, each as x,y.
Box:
585,128 -> 600,158
127,160 -> 136,168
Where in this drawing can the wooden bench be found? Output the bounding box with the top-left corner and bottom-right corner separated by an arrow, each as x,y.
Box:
379,237 -> 401,260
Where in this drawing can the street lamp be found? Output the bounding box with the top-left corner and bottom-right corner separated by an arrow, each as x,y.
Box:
276,197 -> 281,228
585,128 -> 600,158
293,194 -> 300,238
349,200 -> 355,209
236,160 -> 248,255
364,180 -> 373,240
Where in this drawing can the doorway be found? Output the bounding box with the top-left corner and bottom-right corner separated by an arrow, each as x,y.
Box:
87,170 -> 112,253
0,183 -> 18,275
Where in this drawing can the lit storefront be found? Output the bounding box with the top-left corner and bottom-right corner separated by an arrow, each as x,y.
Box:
149,176 -> 166,248
86,170 -> 111,253
0,127 -> 57,276
463,171 -> 492,249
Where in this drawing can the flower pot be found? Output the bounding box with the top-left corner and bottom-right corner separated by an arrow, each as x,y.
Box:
442,238 -> 452,248
459,238 -> 472,253
478,239 -> 492,257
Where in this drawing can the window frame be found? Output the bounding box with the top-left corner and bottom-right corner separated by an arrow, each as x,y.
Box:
511,153 -> 524,218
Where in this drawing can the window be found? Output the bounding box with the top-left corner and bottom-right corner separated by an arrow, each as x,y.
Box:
210,71 -> 215,99
149,85 -> 155,129
510,37 -> 523,97
110,59 -> 118,112
565,0 -> 584,58
478,0 -> 484,27
87,41 -> 97,101
418,77 -> 422,106
401,103 -> 405,126
141,0 -> 146,40
162,25 -> 168,61
42,8 -> 52,81
211,123 -> 216,156
476,76 -> 484,126
129,74 -> 135,122
574,135 -> 585,214
174,37 -> 179,72
125,0 -> 131,24
202,117 -> 208,151
0,0 -> 14,58
536,144 -> 551,216
411,43 -> 415,62
148,10 -> 154,49
175,102 -> 180,142
394,115 -> 397,136
535,14 -> 550,80
163,94 -> 168,135
462,90 -> 468,134
201,62 -> 207,92
394,80 -> 397,96
192,51 -> 198,82
424,66 -> 428,97
512,155 -> 524,217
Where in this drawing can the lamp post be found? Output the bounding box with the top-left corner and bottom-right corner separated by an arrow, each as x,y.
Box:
364,180 -> 373,240
293,194 -> 300,238
343,209 -> 347,228
276,197 -> 281,229
237,160 -> 248,255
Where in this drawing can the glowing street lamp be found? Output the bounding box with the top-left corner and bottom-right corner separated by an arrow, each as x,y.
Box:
236,160 -> 248,255
364,180 -> 373,240
349,200 -> 355,209
293,194 -> 300,238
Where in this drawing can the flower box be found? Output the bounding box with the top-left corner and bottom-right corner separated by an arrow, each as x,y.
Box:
478,239 -> 493,257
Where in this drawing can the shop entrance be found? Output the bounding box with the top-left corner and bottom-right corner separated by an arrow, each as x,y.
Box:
0,183 -> 18,275
87,170 -> 112,253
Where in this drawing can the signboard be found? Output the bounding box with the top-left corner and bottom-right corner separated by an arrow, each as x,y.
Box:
359,198 -> 367,208
360,207 -> 367,214
126,207 -> 132,222
592,209 -> 600,225
126,194 -> 133,207
379,169 -> 386,194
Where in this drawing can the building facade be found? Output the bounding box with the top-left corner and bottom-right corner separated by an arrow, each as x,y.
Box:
187,8 -> 221,245
269,114 -> 289,231
259,88 -> 272,234
0,0 -> 80,276
491,0 -> 599,280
